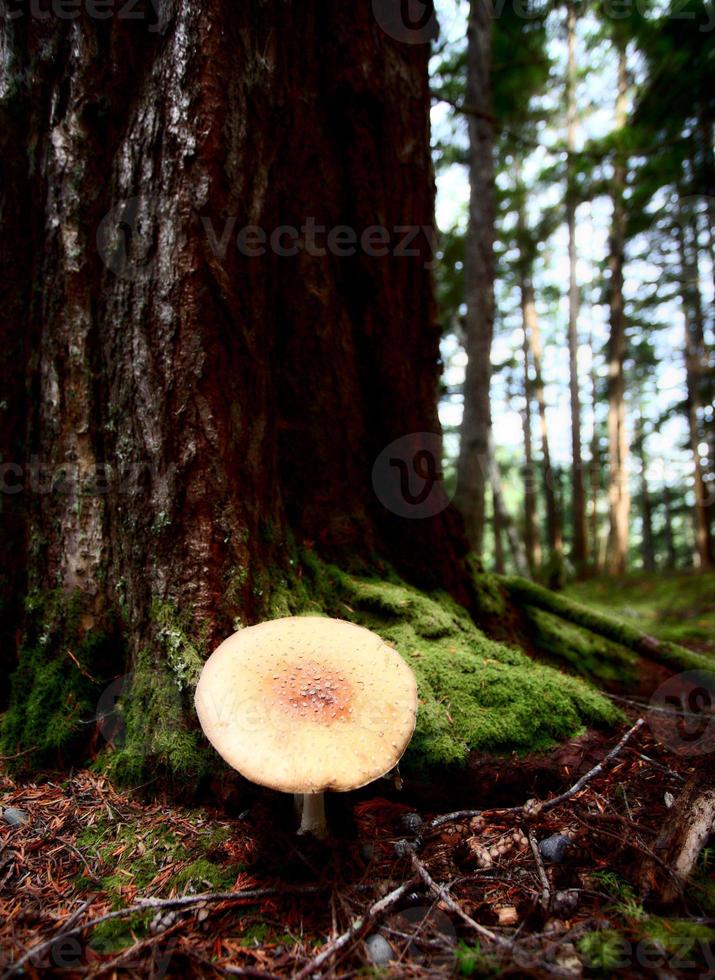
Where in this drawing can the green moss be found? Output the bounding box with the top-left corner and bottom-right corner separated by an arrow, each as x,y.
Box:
0,590 -> 120,767
502,575 -> 713,672
101,647 -> 216,787
578,930 -> 628,973
151,600 -> 206,691
262,558 -> 621,767
565,571 -> 715,657
89,913 -> 152,953
174,858 -> 236,892
522,605 -> 638,687
454,939 -> 498,977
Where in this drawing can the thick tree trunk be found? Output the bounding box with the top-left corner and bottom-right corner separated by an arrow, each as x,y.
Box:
520,280 -> 541,577
0,5 -> 470,741
565,0 -> 587,573
606,43 -> 630,575
455,0 -> 495,555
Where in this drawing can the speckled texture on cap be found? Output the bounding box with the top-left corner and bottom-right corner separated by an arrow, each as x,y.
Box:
194,616 -> 418,794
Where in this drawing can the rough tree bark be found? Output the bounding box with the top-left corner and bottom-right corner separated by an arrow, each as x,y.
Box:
565,0 -> 587,573
455,0 -> 496,555
606,41 -> 631,575
0,3 -> 471,741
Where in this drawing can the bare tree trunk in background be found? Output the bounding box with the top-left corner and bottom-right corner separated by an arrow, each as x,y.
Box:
565,0 -> 587,574
589,327 -> 603,574
455,0 -> 495,555
606,41 -> 630,575
492,487 -> 505,574
0,3 -> 471,758
525,290 -> 563,568
677,212 -> 714,568
520,281 -> 541,577
488,434 -> 529,577
663,483 -> 677,571
635,410 -> 655,572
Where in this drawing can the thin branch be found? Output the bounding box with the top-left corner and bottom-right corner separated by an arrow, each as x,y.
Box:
429,718 -> 646,830
1,885 -> 329,980
540,718 -> 646,813
528,830 -> 551,912
409,851 -> 508,948
293,877 -> 419,980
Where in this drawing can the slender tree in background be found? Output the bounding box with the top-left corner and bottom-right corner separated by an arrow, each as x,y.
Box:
520,307 -> 541,575
606,38 -> 631,574
455,0 -> 496,554
635,408 -> 656,572
565,0 -> 588,572
677,210 -> 714,567
516,185 -> 542,577
527,287 -> 564,571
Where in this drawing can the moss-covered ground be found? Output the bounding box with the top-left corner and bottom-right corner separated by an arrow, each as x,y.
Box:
264,557 -> 621,769
564,570 -> 715,657
6,560 -> 712,784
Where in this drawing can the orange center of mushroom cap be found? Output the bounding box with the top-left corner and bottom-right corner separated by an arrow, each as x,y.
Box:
268,659 -> 354,722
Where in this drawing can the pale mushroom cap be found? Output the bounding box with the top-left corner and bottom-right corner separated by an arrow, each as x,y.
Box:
194,616 -> 418,794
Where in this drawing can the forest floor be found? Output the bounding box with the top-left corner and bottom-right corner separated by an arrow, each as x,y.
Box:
564,570 -> 715,657
1,574 -> 714,979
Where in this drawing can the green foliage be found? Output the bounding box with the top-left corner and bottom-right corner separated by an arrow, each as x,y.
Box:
578,930 -> 628,973
455,939 -> 498,976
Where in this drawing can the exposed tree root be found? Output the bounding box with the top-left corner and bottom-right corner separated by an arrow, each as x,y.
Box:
637,776 -> 715,906
500,575 -> 713,672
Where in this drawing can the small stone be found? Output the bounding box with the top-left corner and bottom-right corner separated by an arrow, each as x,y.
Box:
553,889 -> 580,916
394,839 -> 416,858
664,791 -> 675,808
2,808 -> 29,827
538,834 -> 571,864
400,812 -> 423,835
364,933 -> 394,966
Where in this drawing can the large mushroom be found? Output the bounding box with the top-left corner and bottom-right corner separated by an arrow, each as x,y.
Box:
194,616 -> 418,838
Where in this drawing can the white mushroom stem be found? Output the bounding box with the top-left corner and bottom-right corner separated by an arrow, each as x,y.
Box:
297,792 -> 328,839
